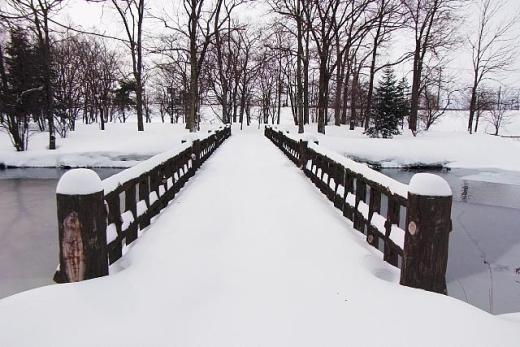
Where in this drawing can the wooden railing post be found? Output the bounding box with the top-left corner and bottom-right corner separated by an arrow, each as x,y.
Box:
54,169 -> 108,283
192,139 -> 201,170
298,140 -> 308,169
400,173 -> 452,294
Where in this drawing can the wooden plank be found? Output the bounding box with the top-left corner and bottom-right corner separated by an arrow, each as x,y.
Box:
384,198 -> 400,267
125,184 -> 138,244
367,187 -> 381,249
343,171 -> 354,220
138,174 -> 151,229
353,177 -> 367,233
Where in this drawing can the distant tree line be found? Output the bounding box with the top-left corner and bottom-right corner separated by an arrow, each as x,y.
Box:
1,0 -> 518,151
0,26 -> 155,151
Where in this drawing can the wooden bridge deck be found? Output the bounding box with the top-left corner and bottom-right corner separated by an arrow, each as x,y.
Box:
0,130 -> 518,346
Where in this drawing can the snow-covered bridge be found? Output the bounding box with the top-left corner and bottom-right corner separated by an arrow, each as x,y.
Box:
0,127 -> 519,346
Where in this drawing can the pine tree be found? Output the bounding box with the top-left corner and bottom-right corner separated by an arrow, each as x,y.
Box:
366,67 -> 404,138
113,79 -> 136,123
5,28 -> 43,111
2,28 -> 44,151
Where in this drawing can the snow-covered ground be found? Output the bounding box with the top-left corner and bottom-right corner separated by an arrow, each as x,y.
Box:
0,129 -> 519,346
0,122 -> 218,168
277,110 -> 520,173
2,109 -> 519,171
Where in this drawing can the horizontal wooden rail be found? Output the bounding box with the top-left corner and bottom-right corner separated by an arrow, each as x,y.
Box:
54,126 -> 231,283
265,126 -> 452,294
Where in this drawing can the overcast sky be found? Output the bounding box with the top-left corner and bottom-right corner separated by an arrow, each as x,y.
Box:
48,0 -> 520,91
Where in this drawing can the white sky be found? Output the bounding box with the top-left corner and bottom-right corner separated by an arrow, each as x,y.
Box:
47,0 -> 520,90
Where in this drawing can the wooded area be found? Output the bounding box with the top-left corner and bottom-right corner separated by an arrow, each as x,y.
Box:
0,0 -> 518,151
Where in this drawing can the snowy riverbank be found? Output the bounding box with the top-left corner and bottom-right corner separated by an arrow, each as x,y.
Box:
1,110 -> 520,171
0,122 -> 218,168
277,110 -> 520,173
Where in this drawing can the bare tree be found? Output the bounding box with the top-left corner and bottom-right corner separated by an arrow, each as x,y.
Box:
154,34 -> 191,124
472,86 -> 494,133
268,0 -> 306,133
256,43 -> 277,125
419,66 -> 456,130
335,0 -> 374,129
486,86 -> 511,136
179,0 -> 243,132
466,0 -> 518,134
236,28 -> 261,129
53,35 -> 84,135
364,0 -> 406,129
110,0 -> 146,132
400,0 -> 462,133
303,0 -> 351,134
207,14 -> 245,125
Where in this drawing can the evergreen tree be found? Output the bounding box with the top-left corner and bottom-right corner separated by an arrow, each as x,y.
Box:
113,79 -> 136,123
366,67 -> 405,138
5,28 -> 43,113
1,28 -> 44,151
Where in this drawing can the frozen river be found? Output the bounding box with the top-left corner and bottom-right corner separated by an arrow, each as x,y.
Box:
382,168 -> 520,314
0,168 -> 120,299
0,167 -> 519,314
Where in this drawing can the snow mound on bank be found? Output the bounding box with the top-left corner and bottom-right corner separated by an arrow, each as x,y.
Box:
0,122 -> 219,168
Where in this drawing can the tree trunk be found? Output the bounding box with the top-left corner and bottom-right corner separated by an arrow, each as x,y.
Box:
468,73 -> 479,134
41,10 -> 56,150
239,86 -> 247,129
246,98 -> 251,126
474,106 -> 481,133
100,106 -> 105,130
276,68 -> 282,125
409,45 -> 422,133
365,46 -> 379,130
215,24 -> 229,124
296,0 -> 305,133
334,35 -> 343,126
0,46 -> 6,124
342,55 -> 351,125
303,28 -> 310,125
365,0 -> 384,130
187,3 -> 198,133
349,71 -> 359,130
317,52 -> 328,134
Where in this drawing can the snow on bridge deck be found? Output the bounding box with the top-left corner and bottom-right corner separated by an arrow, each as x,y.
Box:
0,130 -> 519,346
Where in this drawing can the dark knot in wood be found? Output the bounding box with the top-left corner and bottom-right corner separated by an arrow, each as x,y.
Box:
62,211 -> 86,282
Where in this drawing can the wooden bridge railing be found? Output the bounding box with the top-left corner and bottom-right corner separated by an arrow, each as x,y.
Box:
54,126 -> 231,283
265,126 -> 452,294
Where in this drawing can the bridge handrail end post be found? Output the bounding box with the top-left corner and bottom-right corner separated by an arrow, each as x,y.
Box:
55,169 -> 108,283
400,173 -> 452,294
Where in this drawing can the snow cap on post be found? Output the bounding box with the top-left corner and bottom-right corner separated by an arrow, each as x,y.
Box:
408,173 -> 451,197
55,168 -> 108,283
57,168 -> 103,195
